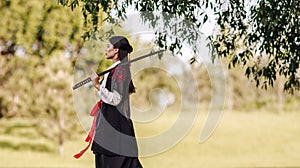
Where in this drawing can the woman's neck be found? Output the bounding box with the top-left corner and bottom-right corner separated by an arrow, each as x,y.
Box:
112,58 -> 119,63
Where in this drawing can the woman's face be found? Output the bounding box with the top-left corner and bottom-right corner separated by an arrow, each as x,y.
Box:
105,43 -> 119,60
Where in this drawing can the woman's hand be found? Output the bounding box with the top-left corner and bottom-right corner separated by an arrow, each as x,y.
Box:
91,72 -> 100,91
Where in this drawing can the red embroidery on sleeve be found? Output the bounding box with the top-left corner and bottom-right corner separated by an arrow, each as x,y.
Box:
112,67 -> 126,83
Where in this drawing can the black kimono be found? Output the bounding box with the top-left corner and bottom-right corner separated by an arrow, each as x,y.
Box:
91,62 -> 142,168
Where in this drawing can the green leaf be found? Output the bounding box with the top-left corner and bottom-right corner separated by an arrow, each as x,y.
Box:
203,14 -> 208,24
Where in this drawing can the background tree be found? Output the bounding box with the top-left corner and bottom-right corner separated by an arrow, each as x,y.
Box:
0,0 -> 84,156
57,0 -> 300,93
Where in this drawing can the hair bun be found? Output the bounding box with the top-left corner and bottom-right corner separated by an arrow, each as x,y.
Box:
126,44 -> 133,53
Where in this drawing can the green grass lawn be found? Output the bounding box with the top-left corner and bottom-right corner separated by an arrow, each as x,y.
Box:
1,110 -> 300,167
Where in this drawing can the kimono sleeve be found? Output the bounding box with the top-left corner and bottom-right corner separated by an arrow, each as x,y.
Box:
111,65 -> 131,102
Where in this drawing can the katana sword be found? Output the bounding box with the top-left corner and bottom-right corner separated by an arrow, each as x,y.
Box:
72,50 -> 165,90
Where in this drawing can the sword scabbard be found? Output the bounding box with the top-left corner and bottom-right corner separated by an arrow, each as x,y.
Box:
72,50 -> 165,90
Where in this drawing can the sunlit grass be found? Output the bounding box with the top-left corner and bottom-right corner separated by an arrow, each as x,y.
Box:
1,110 -> 300,167
139,110 -> 300,167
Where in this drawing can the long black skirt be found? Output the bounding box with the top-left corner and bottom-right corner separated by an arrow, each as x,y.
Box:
95,154 -> 143,168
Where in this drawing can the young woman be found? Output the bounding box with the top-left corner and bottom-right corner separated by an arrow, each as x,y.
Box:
90,36 -> 143,168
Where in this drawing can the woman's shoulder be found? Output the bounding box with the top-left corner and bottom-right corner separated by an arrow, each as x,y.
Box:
111,65 -> 129,83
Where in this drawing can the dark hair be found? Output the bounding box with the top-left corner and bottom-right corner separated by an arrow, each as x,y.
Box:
109,36 -> 133,62
109,36 -> 135,94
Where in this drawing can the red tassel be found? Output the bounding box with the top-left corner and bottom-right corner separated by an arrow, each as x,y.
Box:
73,101 -> 102,159
73,141 -> 91,159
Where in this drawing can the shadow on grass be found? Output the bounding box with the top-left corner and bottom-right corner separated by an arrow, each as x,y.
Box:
0,141 -> 52,152
3,123 -> 37,134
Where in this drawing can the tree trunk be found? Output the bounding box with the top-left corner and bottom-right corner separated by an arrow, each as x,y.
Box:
277,76 -> 284,112
227,70 -> 234,112
58,110 -> 65,157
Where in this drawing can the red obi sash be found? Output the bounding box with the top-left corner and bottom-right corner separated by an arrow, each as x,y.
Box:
73,101 -> 102,159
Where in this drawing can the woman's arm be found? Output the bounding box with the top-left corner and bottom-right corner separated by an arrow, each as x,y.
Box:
91,72 -> 122,106
96,87 -> 122,106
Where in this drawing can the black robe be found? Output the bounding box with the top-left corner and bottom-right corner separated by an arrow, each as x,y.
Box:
91,64 -> 142,167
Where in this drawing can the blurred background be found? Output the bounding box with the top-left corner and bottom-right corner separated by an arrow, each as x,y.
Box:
1,0 -> 300,167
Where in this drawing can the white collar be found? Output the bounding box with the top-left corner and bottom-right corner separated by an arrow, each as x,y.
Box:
101,60 -> 121,88
108,60 -> 121,69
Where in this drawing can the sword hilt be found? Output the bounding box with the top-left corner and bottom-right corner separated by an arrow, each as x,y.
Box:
72,77 -> 92,90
